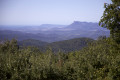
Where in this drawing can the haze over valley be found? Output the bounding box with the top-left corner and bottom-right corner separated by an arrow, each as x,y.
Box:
0,21 -> 110,42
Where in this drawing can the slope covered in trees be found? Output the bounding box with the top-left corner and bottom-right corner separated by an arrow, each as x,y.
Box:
46,38 -> 94,53
18,39 -> 48,47
18,38 -> 94,53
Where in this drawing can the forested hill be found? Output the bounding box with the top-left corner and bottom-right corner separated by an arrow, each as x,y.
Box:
47,37 -> 94,53
18,38 -> 94,53
18,39 -> 48,47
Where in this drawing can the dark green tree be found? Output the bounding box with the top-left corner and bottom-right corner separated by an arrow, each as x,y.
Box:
99,0 -> 120,43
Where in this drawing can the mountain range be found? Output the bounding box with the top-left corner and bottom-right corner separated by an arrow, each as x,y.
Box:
0,21 -> 110,42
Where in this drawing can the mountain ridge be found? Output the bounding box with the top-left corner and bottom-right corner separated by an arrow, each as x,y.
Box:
0,21 -> 110,42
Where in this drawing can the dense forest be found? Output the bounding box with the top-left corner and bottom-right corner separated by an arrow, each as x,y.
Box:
18,38 -> 94,53
0,0 -> 120,80
0,37 -> 120,80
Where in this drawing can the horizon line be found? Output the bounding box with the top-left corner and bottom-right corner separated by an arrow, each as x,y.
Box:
0,21 -> 99,26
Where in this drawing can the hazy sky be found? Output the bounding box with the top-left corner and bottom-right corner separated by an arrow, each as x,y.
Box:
0,0 -> 111,25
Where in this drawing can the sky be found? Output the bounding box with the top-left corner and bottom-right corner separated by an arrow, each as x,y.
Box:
0,0 -> 111,25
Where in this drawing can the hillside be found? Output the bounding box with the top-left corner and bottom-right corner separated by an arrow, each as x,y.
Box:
0,30 -> 62,42
18,38 -> 94,53
0,30 -> 45,41
18,39 -> 48,47
47,37 -> 94,52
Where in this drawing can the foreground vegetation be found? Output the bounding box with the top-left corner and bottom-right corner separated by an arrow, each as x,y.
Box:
0,38 -> 120,80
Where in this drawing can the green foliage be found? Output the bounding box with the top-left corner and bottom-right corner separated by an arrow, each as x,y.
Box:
99,0 -> 120,43
18,38 -> 94,53
0,38 -> 120,80
46,38 -> 94,53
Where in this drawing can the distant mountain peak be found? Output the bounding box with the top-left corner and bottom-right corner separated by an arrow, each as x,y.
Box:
73,21 -> 87,23
73,21 -> 98,24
